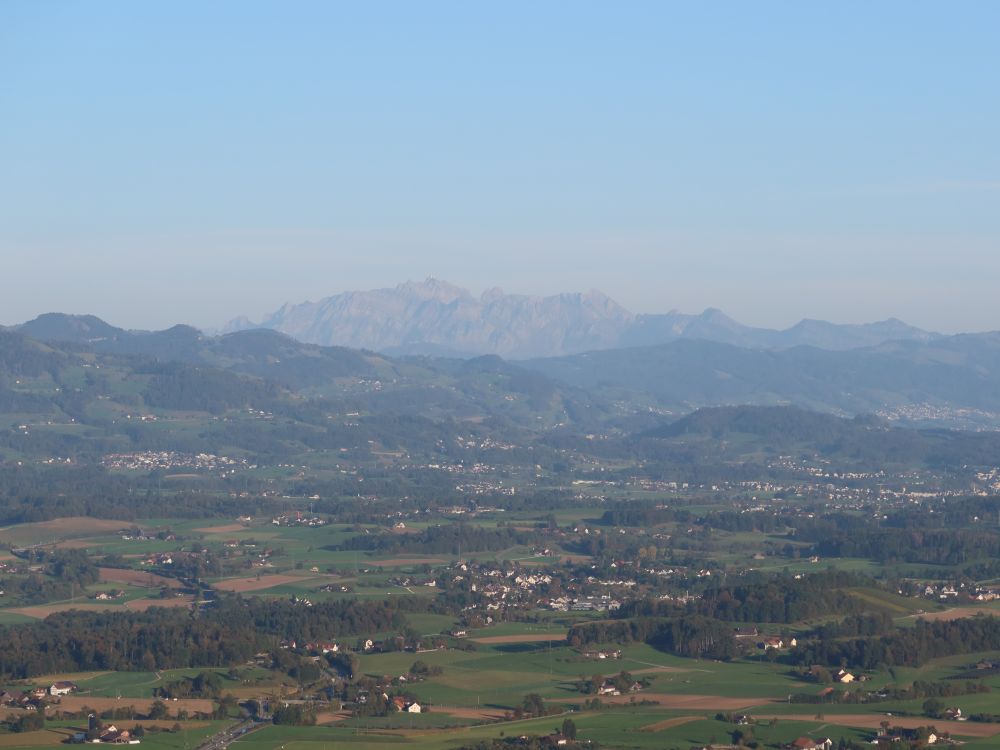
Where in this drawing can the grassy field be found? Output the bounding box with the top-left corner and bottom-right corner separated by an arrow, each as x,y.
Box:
0,720 -> 225,750
225,710 -> 884,750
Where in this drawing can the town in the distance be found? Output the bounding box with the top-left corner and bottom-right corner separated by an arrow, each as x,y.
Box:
1,284 -> 1000,750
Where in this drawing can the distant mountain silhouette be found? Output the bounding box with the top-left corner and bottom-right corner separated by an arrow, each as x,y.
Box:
225,278 -> 939,357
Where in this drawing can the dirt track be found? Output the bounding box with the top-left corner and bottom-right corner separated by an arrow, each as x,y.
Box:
639,716 -> 702,732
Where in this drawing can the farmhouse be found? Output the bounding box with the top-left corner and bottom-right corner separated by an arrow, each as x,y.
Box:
880,727 -> 939,745
95,726 -> 141,744
542,733 -> 570,747
391,696 -> 421,713
91,590 -> 124,601
50,680 -> 78,696
581,649 -> 622,660
597,679 -> 620,696
787,738 -> 832,750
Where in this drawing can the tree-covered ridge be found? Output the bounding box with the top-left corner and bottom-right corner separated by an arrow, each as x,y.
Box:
0,595 -> 425,678
333,523 -> 538,555
621,570 -> 873,623
793,615 -> 1000,669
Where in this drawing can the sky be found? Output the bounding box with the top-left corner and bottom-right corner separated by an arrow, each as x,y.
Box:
2,1 -> 999,333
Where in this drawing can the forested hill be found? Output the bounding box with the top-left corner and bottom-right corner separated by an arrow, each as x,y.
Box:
6,320 -> 1000,474
0,325 -> 617,468
640,405 -> 1000,469
524,334 -> 1000,425
14,312 -> 1000,429
14,314 -> 385,389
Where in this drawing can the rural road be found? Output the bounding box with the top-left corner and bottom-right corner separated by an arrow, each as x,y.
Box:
195,718 -> 264,750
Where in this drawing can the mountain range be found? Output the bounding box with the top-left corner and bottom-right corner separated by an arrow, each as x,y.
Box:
8,308 -> 1000,430
7,317 -> 1000,479
223,278 -> 940,358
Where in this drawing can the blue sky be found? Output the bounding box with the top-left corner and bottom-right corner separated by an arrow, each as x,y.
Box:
2,1 -> 999,332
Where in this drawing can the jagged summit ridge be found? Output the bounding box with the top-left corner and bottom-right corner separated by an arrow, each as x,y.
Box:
223,279 -> 938,358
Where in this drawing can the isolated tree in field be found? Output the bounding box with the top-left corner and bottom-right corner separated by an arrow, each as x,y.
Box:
561,718 -> 577,739
731,726 -> 753,745
521,693 -> 546,716
411,659 -> 429,675
148,700 -> 169,720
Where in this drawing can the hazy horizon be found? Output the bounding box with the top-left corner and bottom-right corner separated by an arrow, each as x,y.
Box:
3,2 -> 998,333
5,274 -> 997,338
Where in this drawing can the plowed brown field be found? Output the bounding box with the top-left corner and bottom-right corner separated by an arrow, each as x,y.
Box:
470,633 -> 567,644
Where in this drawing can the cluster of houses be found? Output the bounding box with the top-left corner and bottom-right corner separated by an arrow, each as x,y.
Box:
759,636 -> 797,650
138,553 -> 176,567
875,725 -> 946,745
732,626 -> 798,652
453,480 -> 516,496
102,451 -> 248,473
921,582 -> 999,602
786,739 -> 833,750
694,739 -> 834,750
351,689 -> 422,713
91,590 -> 125,601
270,513 -> 327,527
0,559 -> 24,574
579,649 -> 622,660
302,641 -> 340,654
319,583 -> 352,593
546,595 -> 622,612
0,681 -> 78,710
216,539 -> 279,569
808,666 -> 866,684
431,557 -> 734,620
596,678 -> 643,696
69,725 -> 141,744
722,716 -> 945,750
440,562 -> 568,612
390,696 -> 422,713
